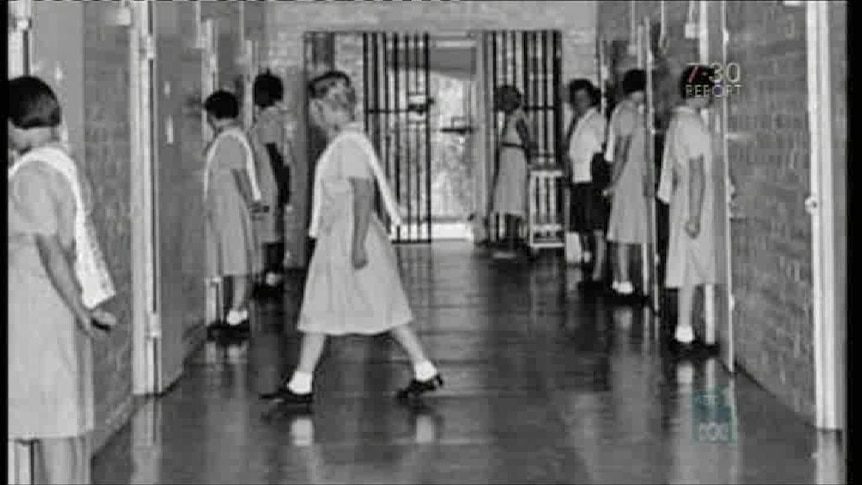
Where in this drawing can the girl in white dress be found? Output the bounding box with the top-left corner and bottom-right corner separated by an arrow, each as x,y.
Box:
657,65 -> 717,346
261,71 -> 443,407
490,85 -> 535,259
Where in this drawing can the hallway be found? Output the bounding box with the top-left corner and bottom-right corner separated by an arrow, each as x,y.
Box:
91,243 -> 842,484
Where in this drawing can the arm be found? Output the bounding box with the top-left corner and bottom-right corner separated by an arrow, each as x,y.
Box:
232,169 -> 254,207
516,118 -> 536,165
350,178 -> 375,268
688,155 -> 706,225
610,134 -> 633,186
35,235 -> 94,334
265,143 -> 288,206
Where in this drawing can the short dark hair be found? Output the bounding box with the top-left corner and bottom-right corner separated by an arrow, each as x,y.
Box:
204,90 -> 239,119
253,70 -> 283,108
8,76 -> 63,129
567,78 -> 599,106
621,69 -> 646,95
308,70 -> 352,100
679,64 -> 715,98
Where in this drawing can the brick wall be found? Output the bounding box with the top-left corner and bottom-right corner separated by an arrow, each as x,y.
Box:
598,0 -> 826,422
262,0 -> 599,266
28,1 -> 136,451
81,2 -> 137,449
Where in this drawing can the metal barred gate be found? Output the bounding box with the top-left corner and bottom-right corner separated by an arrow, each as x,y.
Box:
362,32 -> 433,243
481,30 -> 564,250
304,31 -> 433,244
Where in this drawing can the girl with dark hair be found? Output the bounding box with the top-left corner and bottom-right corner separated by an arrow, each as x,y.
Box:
203,90 -> 262,333
490,85 -> 536,259
565,79 -> 609,286
604,69 -> 650,297
250,71 -> 291,290
8,75 -> 117,484
657,64 -> 717,347
260,71 -> 443,407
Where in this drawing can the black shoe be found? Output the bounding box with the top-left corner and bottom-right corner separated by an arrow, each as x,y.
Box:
396,374 -> 444,402
259,386 -> 313,406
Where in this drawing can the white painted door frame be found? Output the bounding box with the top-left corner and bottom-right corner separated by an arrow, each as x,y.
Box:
130,0 -> 161,396
8,5 -> 36,481
806,0 -> 841,431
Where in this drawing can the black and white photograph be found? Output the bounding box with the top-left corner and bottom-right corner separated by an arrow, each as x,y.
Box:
6,0 -> 848,483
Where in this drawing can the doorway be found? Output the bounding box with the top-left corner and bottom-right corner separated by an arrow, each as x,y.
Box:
302,30 -> 563,245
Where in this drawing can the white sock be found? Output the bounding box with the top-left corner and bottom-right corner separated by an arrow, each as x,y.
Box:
287,371 -> 313,394
413,361 -> 438,381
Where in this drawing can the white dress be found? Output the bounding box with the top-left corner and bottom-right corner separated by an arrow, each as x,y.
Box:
298,129 -> 413,336
662,106 -> 717,288
492,108 -> 530,217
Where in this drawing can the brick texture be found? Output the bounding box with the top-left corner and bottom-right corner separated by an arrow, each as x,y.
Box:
82,2 -> 135,449
597,0 -> 838,422
263,0 -> 599,266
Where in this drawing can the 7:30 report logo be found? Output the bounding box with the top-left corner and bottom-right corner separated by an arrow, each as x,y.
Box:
687,62 -> 742,98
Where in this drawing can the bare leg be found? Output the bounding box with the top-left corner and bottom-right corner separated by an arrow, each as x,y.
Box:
676,263 -> 697,343
295,332 -> 327,375
617,243 -> 631,283
230,275 -> 250,311
506,215 -> 518,253
389,324 -> 431,365
592,231 -> 607,281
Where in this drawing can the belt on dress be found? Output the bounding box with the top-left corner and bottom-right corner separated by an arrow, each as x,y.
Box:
501,142 -> 527,150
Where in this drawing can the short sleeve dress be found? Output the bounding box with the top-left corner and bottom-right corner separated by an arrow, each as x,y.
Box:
663,106 -> 716,288
492,108 -> 530,218
298,131 -> 413,336
8,151 -> 94,440
204,131 -> 260,278
606,99 -> 649,245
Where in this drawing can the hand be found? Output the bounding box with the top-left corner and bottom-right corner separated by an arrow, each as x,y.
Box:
352,245 -> 368,270
602,183 -> 615,198
91,308 -> 118,334
685,218 -> 701,238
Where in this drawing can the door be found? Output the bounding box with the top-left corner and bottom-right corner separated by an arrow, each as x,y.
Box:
129,0 -> 161,395
479,30 -> 564,244
641,20 -> 661,313
705,0 -> 735,371
361,32 -> 433,243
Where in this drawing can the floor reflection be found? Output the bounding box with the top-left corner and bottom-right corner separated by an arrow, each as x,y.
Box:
93,243 -> 844,484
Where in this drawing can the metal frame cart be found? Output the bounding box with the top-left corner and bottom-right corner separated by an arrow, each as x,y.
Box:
527,167 -> 566,256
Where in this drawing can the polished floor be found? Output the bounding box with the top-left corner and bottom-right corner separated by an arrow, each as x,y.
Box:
93,242 -> 844,484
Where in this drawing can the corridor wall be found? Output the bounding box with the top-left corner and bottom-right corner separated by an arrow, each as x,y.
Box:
597,0 -> 847,424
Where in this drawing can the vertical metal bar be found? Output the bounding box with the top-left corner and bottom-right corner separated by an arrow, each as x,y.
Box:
553,30 -> 563,237
511,31 -> 518,95
393,34 -> 402,242
382,33 -> 392,232
522,32 -> 530,111
490,32 -> 499,240
424,32 -> 432,243
417,32 -> 424,242
404,34 -> 412,242
410,34 -> 423,241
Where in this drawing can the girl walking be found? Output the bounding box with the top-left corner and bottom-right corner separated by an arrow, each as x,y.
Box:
261,71 -> 443,406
